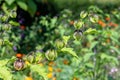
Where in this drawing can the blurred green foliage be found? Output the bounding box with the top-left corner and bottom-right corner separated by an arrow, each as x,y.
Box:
0,0 -> 120,80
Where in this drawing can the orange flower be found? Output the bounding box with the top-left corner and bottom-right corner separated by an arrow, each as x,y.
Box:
25,61 -> 30,65
47,72 -> 53,78
48,61 -> 54,66
112,23 -> 118,27
98,20 -> 103,25
101,23 -> 106,27
98,20 -> 106,27
73,77 -> 79,80
106,38 -> 110,43
63,59 -> 69,65
56,68 -> 62,72
48,66 -> 53,72
25,76 -> 33,80
105,17 -> 110,21
69,20 -> 74,25
16,53 -> 23,58
52,77 -> 56,80
20,25 -> 26,30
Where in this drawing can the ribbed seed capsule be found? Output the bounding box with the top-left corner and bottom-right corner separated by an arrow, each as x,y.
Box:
14,59 -> 25,70
73,30 -> 83,40
45,50 -> 57,61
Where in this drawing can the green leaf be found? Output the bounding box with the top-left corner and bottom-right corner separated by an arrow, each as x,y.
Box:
0,67 -> 13,80
30,64 -> 47,80
9,21 -> 20,26
110,46 -> 120,54
0,59 -> 9,66
5,0 -> 15,5
100,53 -> 119,65
84,28 -> 97,34
17,0 -> 28,11
27,0 -> 37,17
90,41 -> 98,50
83,53 -> 94,62
61,47 -> 79,58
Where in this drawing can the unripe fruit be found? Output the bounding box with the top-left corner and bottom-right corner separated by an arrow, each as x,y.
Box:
74,21 -> 84,29
2,24 -> 11,31
55,40 -> 65,49
45,50 -> 57,61
1,15 -> 8,22
80,11 -> 88,19
89,14 -> 99,23
73,30 -> 83,40
14,59 -> 25,70
10,10 -> 17,18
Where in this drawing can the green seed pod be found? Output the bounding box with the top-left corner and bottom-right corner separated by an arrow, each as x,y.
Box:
10,10 -> 17,18
26,53 -> 34,63
45,49 -> 57,61
80,11 -> 88,19
55,39 -> 65,49
74,21 -> 84,29
2,24 -> 11,31
14,59 -> 25,70
1,15 -> 8,22
89,14 -> 99,23
73,30 -> 83,40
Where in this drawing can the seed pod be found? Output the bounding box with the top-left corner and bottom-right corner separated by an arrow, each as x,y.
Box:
74,21 -> 84,29
45,50 -> 57,61
89,14 -> 99,23
73,30 -> 83,40
14,59 -> 25,70
2,24 -> 11,31
1,15 -> 8,22
80,11 -> 88,19
55,39 -> 65,49
10,10 -> 17,18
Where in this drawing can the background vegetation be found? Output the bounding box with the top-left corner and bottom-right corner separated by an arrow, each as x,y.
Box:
0,0 -> 120,80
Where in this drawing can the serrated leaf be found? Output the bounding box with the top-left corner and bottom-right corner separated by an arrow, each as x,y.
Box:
17,1 -> 28,11
30,64 -> 47,80
100,53 -> 119,65
84,28 -> 97,34
83,53 -> 94,62
0,59 -> 9,66
0,67 -> 13,80
61,47 -> 78,58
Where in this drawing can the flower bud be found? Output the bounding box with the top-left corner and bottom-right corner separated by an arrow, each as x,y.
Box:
55,40 -> 65,49
45,50 -> 57,61
80,11 -> 88,19
14,59 -> 25,70
73,30 -> 83,40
